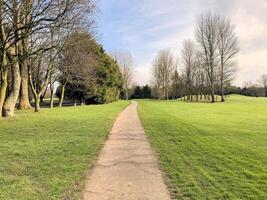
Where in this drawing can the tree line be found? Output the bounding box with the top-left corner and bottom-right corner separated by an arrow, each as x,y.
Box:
152,13 -> 240,102
129,78 -> 267,100
0,0 -> 123,118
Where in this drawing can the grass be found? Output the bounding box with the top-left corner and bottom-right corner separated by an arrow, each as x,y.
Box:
138,95 -> 267,200
0,101 -> 129,200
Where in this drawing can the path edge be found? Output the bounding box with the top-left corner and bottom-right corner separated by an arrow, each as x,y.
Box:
136,100 -> 176,199
79,101 -> 131,199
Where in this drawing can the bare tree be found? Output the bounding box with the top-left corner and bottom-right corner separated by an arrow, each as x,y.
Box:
195,13 -> 219,103
17,0 -> 32,110
0,0 -> 9,118
171,69 -> 186,99
152,49 -> 175,99
1,0 -> 22,117
193,51 -> 206,101
181,39 -> 195,101
217,16 -> 239,101
262,74 -> 267,97
111,50 -> 134,100
0,0 -> 96,117
171,70 -> 180,99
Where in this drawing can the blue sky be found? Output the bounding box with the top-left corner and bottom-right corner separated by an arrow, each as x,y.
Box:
97,0 -> 267,86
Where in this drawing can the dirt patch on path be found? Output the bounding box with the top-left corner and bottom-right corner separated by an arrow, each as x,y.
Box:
83,101 -> 171,200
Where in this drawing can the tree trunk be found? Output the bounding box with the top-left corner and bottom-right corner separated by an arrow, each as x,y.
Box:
187,95 -> 190,101
3,60 -> 21,117
34,94 -> 41,112
220,79 -> 225,102
0,59 -> 8,118
125,89 -> 129,100
210,83 -> 215,103
50,88 -> 54,108
18,61 -> 31,109
59,82 -> 66,107
0,9 -> 8,118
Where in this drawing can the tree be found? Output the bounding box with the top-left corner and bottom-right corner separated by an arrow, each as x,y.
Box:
142,85 -> 152,99
152,49 -> 175,99
181,39 -> 195,101
192,52 -> 206,102
111,50 -> 134,100
58,31 -> 98,106
262,74 -> 267,97
131,86 -> 143,99
17,0 -> 32,110
217,16 -> 239,101
57,31 -> 123,105
0,0 -> 96,117
0,0 -> 8,118
49,67 -> 59,108
195,13 -> 219,103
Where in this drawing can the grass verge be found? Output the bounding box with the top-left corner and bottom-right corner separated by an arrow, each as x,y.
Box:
138,95 -> 267,199
0,101 -> 129,200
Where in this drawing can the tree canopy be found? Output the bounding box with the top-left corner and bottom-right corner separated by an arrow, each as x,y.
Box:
56,31 -> 123,104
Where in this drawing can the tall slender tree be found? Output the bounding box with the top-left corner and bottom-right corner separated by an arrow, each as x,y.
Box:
262,74 -> 267,97
195,13 -> 219,103
111,50 -> 134,100
181,39 -> 195,101
152,49 -> 175,99
217,16 -> 239,102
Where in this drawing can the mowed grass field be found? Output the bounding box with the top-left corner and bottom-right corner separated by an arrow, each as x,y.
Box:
138,95 -> 267,200
0,101 -> 129,200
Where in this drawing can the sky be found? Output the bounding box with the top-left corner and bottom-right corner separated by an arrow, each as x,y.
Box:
97,0 -> 267,86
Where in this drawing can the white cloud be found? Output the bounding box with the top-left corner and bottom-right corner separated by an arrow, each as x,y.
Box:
99,0 -> 267,86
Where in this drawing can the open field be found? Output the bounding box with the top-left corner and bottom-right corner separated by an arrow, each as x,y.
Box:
138,95 -> 267,200
0,101 -> 129,200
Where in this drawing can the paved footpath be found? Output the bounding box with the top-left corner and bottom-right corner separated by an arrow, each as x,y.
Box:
83,101 -> 171,200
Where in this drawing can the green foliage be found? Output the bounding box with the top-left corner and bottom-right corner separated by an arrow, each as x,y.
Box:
93,50 -> 123,104
142,85 -> 152,98
0,101 -> 129,200
131,86 -> 143,99
138,95 -> 267,200
131,85 -> 152,99
59,31 -> 123,104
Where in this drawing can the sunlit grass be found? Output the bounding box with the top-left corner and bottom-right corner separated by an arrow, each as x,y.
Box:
138,95 -> 267,199
0,101 -> 129,200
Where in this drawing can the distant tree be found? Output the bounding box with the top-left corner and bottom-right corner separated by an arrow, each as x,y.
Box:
171,70 -> 180,99
181,39 -> 196,101
193,52 -> 206,101
142,85 -> 152,99
217,16 -> 239,101
195,13 -> 219,103
171,70 -> 187,99
111,50 -> 134,100
152,49 -> 175,99
131,86 -> 143,99
261,74 -> 267,97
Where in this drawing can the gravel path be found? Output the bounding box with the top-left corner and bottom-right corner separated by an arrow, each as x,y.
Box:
83,101 -> 171,200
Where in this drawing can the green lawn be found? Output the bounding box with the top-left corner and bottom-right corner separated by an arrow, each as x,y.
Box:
138,95 -> 267,200
0,101 -> 129,200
